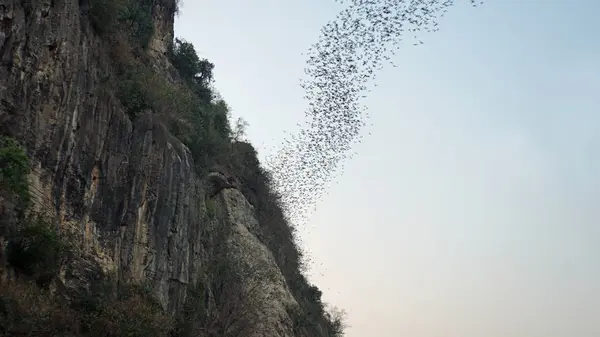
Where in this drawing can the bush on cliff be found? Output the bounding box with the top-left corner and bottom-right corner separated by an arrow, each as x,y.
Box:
0,137 -> 68,287
112,35 -> 231,174
87,0 -> 126,35
76,282 -> 174,337
86,0 -> 155,49
0,136 -> 30,208
0,278 -> 173,337
6,215 -> 70,287
169,38 -> 215,102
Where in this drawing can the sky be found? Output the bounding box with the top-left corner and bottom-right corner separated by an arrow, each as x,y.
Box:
175,1 -> 600,336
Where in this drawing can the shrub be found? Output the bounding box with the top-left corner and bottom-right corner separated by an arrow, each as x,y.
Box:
0,136 -> 30,207
87,0 -> 155,49
205,197 -> 218,220
324,305 -> 348,337
116,62 -> 204,123
117,65 -> 154,116
0,279 -> 80,336
0,278 -> 173,337
88,0 -> 128,35
111,36 -> 231,173
169,38 -> 216,103
287,302 -> 347,337
79,282 -> 173,337
175,281 -> 210,337
174,97 -> 233,172
169,38 -> 214,85
287,305 -> 318,334
120,0 -> 155,49
147,74 -> 197,121
6,215 -> 69,286
160,0 -> 180,15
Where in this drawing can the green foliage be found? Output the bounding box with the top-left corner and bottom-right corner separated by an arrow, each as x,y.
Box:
117,66 -> 153,116
114,61 -> 232,173
169,39 -> 202,81
176,98 -> 232,172
6,215 -> 69,286
115,58 -> 232,178
120,0 -> 155,49
87,0 -> 154,49
169,38 -> 215,102
205,197 -> 218,220
0,136 -> 30,207
307,284 -> 323,306
116,64 -> 194,117
169,38 -> 215,85
88,0 -> 127,35
161,0 -> 180,15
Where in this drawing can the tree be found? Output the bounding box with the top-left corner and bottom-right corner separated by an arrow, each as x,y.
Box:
231,117 -> 249,142
325,305 -> 348,337
170,38 -> 215,87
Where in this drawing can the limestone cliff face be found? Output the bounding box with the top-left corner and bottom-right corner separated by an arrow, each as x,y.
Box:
0,0 -> 301,335
221,188 -> 299,337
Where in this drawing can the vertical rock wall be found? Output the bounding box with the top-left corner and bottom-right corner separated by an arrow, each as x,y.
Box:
0,2 -> 300,335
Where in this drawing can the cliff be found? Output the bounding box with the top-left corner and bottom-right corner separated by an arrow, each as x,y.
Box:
0,0 -> 343,336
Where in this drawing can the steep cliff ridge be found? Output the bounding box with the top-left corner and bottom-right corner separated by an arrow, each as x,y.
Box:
0,0 -> 201,311
0,0 -> 339,336
0,0 -> 343,336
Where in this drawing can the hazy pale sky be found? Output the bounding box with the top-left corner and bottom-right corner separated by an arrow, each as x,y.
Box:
175,1 -> 600,336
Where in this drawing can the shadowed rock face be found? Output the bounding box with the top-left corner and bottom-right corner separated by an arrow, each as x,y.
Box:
0,1 -> 299,331
0,0 -> 196,311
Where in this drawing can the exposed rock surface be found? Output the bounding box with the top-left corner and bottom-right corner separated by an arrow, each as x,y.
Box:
0,0 -> 304,335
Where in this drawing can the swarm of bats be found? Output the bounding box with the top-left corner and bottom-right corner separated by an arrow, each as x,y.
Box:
267,0 -> 483,227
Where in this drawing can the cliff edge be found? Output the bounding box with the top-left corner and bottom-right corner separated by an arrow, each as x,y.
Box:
0,0 -> 344,336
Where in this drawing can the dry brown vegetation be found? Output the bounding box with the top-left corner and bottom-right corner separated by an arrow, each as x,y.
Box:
0,278 -> 173,337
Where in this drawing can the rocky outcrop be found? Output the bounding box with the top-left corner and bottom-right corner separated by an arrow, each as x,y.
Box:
220,188 -> 299,337
0,1 -> 303,335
